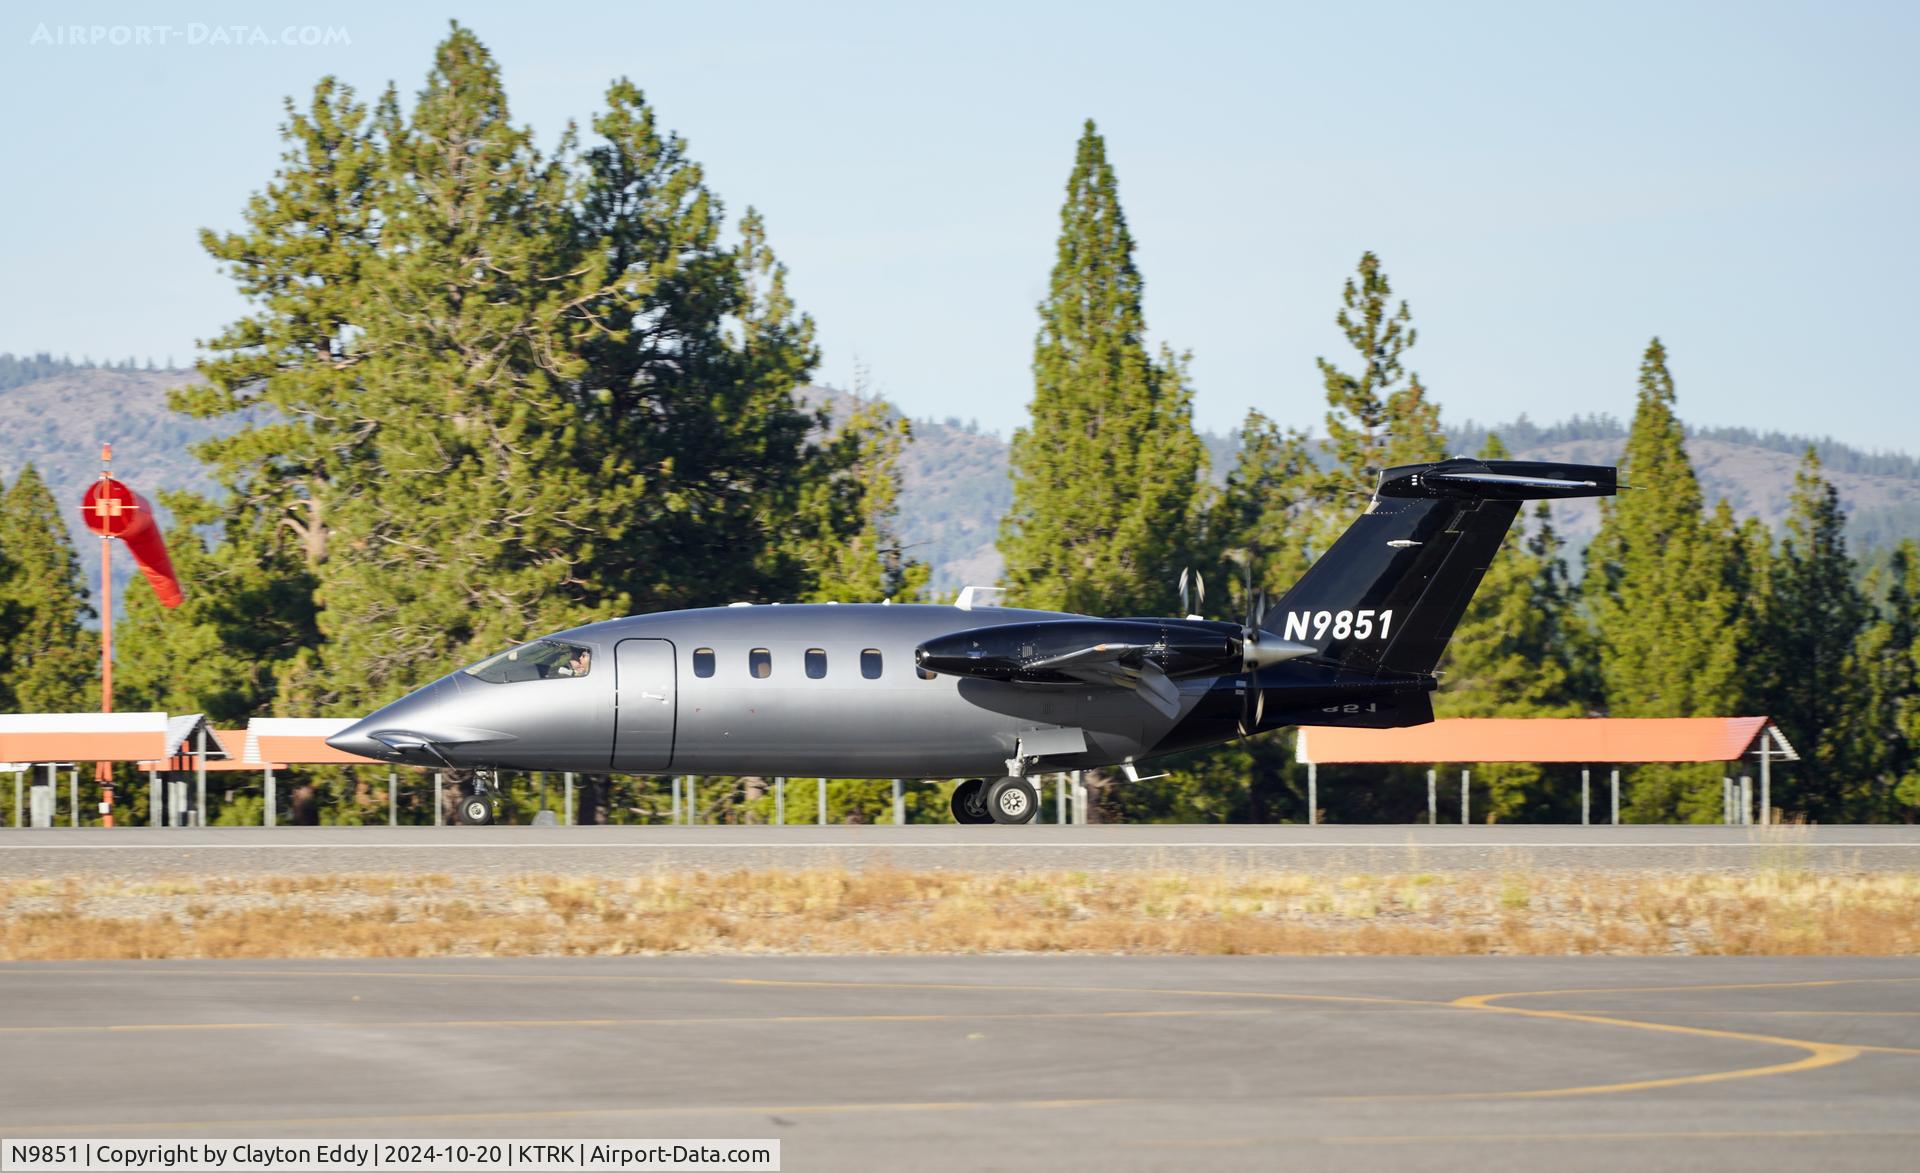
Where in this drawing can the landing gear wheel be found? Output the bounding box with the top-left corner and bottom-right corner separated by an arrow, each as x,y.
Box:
950,778 -> 993,825
986,777 -> 1039,825
457,795 -> 494,826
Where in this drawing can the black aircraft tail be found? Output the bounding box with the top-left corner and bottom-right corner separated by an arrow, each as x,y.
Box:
1269,458 -> 1616,677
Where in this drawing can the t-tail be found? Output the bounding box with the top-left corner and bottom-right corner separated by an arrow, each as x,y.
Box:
1270,458 -> 1617,679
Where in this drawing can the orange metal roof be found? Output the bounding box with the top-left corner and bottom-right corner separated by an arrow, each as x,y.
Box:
0,713 -> 169,763
1297,717 -> 1798,765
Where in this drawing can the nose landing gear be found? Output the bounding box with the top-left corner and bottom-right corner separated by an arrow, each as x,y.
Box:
454,770 -> 498,825
949,777 -> 1038,825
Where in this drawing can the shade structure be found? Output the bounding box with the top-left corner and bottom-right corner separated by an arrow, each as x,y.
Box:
0,712 -> 169,763
1296,717 -> 1800,765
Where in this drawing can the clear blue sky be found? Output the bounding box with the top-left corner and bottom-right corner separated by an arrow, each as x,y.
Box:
4,1 -> 1915,451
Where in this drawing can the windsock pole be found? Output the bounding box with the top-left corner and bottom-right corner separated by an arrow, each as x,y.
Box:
97,443 -> 114,825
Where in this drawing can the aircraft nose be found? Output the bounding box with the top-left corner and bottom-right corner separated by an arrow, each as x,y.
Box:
325,723 -> 386,759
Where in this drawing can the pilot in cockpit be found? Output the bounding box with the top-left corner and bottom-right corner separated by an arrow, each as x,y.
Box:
560,646 -> 592,677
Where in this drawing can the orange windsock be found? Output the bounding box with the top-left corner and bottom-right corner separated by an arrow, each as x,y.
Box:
79,477 -> 183,607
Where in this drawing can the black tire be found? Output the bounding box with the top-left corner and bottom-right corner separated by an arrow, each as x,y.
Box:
985,777 -> 1039,825
457,795 -> 494,826
950,778 -> 993,825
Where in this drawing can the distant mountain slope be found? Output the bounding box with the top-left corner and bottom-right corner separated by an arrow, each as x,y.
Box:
7,366 -> 1919,610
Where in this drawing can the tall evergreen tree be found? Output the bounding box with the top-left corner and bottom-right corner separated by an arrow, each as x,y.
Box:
314,27 -> 621,711
1315,252 -> 1447,525
1000,120 -> 1205,616
791,396 -> 929,603
1209,410 -> 1316,607
1758,450 -> 1871,820
1584,339 -> 1743,821
1854,541 -> 1920,819
0,466 -> 98,711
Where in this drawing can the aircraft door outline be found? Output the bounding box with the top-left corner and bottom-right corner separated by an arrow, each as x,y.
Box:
613,638 -> 677,770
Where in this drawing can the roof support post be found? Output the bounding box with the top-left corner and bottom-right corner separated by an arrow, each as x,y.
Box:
69,766 -> 78,828
1307,762 -> 1318,826
264,765 -> 276,828
1723,776 -> 1732,826
775,777 -> 785,826
687,777 -> 697,825
1460,769 -> 1470,826
1426,769 -> 1436,826
817,777 -> 827,826
1581,768 -> 1590,826
1610,768 -> 1620,825
195,724 -> 206,829
1760,740 -> 1772,827
389,772 -> 398,827
14,769 -> 22,829
432,772 -> 442,827
670,776 -> 681,824
149,770 -> 160,828
894,778 -> 905,826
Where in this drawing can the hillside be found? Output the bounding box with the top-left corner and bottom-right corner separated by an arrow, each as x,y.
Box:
6,364 -> 1920,608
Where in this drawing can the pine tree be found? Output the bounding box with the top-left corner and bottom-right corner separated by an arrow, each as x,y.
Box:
315,26 -> 622,711
0,466 -> 98,711
1209,410 -> 1316,607
1584,339 -> 1743,821
1316,253 -> 1447,522
1758,450 -> 1871,820
790,396 -> 930,603
1000,120 -> 1204,616
1855,541 -> 1920,820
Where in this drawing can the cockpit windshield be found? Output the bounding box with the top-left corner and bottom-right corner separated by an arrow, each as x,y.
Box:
464,640 -> 593,683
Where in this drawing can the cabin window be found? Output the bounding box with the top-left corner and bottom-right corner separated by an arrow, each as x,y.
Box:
693,648 -> 715,678
749,648 -> 772,678
861,648 -> 883,679
805,648 -> 828,679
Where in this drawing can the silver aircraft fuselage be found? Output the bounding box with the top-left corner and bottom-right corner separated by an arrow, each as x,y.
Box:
327,602 -> 1256,778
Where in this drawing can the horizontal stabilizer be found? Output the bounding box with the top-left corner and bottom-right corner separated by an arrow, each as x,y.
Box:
1378,458 -> 1617,501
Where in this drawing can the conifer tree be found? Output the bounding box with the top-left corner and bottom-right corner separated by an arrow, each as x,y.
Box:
1001,120 -> 1204,616
1584,339 -> 1743,821
316,26 -> 621,711
1209,410 -> 1317,607
1758,450 -> 1870,820
1856,542 -> 1920,819
1315,253 -> 1447,526
790,397 -> 929,603
0,466 -> 98,711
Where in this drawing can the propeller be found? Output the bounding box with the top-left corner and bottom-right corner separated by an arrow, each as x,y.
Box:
1178,567 -> 1206,618
1238,565 -> 1266,736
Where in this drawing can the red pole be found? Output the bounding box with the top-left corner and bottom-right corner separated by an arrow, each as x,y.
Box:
97,443 -> 114,826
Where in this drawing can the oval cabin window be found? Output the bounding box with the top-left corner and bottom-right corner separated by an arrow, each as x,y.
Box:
693,648 -> 715,678
749,648 -> 772,678
805,648 -> 828,679
860,649 -> 883,679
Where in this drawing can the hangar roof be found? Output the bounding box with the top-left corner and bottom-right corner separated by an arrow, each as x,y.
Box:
1296,717 -> 1800,765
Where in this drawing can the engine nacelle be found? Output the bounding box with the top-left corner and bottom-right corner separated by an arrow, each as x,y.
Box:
915,619 -> 1246,685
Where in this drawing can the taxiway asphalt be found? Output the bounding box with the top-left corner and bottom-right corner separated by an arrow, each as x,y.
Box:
1,823 -> 1917,877
1,955 -> 1916,1172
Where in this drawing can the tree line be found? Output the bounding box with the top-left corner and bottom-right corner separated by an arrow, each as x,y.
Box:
2,25 -> 1916,823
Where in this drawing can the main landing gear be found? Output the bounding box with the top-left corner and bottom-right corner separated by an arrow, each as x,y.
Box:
949,777 -> 1038,825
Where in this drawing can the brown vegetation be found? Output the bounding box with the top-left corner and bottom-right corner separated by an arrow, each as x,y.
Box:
1,869 -> 1916,960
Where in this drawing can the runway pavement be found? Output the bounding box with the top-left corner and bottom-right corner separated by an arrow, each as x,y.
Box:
0,956 -> 1916,1172
2,823 -> 1918,877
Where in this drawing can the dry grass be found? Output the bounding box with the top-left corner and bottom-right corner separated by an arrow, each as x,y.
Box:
1,868 -> 1916,959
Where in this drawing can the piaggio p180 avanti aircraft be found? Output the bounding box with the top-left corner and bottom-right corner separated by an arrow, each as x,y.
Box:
328,457 -> 1617,824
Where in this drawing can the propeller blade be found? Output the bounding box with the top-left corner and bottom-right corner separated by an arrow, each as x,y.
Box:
1195,572 -> 1205,616
1178,567 -> 1191,616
